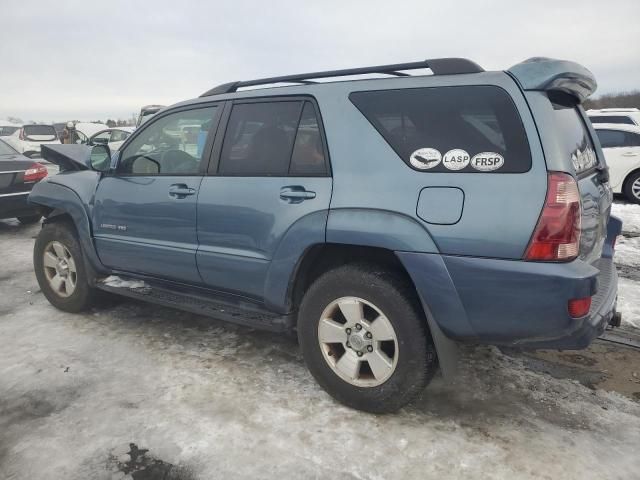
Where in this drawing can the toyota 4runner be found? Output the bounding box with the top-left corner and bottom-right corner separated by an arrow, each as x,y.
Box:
29,57 -> 622,413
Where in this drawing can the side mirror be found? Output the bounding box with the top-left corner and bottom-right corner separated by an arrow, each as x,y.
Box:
89,145 -> 111,172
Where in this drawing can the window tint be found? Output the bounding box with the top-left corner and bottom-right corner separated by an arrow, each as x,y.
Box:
219,101 -> 303,176
589,115 -> 635,125
119,107 -> 216,175
349,86 -> 530,173
290,102 -> 327,175
596,129 -> 626,148
627,132 -> 640,147
551,99 -> 598,174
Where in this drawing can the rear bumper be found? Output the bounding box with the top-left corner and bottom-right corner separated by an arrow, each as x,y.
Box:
397,217 -> 621,350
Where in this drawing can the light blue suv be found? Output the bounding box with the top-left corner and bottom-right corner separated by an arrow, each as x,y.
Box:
29,57 -> 621,412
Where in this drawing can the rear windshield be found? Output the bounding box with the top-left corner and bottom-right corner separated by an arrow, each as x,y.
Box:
0,126 -> 19,136
349,85 -> 531,173
550,96 -> 598,175
589,115 -> 635,125
23,125 -> 57,140
0,140 -> 17,155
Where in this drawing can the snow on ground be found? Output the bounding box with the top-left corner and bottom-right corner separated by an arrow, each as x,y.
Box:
0,200 -> 640,479
612,201 -> 640,235
612,200 -> 640,329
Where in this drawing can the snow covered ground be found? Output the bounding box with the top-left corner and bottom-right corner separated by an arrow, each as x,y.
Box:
0,200 -> 639,479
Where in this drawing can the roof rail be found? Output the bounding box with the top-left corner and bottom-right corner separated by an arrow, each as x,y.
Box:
200,58 -> 483,97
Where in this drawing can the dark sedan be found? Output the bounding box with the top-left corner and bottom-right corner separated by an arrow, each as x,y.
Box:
0,139 -> 48,224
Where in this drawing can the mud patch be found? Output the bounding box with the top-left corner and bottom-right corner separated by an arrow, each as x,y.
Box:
615,262 -> 640,282
108,443 -> 196,480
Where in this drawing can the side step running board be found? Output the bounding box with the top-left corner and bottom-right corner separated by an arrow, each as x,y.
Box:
95,275 -> 294,332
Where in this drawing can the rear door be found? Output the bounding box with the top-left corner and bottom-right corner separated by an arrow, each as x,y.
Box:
595,128 -> 640,192
548,97 -> 611,264
196,98 -> 332,300
93,105 -> 220,283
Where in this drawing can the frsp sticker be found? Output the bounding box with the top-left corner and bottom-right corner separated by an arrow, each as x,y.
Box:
442,149 -> 470,170
470,152 -> 504,172
410,148 -> 441,170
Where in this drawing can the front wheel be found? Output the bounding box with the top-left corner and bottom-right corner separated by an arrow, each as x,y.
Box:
623,171 -> 640,204
297,264 -> 438,413
34,221 -> 96,312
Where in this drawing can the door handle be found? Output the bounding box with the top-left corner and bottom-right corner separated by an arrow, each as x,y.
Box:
168,184 -> 196,199
280,186 -> 316,203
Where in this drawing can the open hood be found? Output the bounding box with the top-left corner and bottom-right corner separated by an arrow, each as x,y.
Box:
41,144 -> 92,171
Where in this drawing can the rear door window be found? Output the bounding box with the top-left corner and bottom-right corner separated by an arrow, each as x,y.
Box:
349,86 -> 531,173
596,129 -> 627,148
218,100 -> 329,176
550,97 -> 598,174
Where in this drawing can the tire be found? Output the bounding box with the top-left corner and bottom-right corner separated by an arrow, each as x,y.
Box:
297,264 -> 438,413
17,214 -> 42,225
33,221 -> 96,313
623,171 -> 640,204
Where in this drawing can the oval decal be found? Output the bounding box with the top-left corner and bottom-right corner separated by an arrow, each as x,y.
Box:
410,148 -> 442,170
442,149 -> 470,170
470,152 -> 504,172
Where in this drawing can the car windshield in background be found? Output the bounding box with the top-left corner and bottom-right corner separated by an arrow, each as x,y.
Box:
0,126 -> 20,136
0,140 -> 18,155
589,115 -> 635,125
550,96 -> 598,175
350,85 -> 531,173
23,125 -> 57,141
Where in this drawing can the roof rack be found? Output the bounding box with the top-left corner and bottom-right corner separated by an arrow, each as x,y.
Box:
200,58 -> 483,97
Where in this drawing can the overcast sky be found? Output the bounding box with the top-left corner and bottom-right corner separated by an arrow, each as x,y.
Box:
1,0 -> 639,122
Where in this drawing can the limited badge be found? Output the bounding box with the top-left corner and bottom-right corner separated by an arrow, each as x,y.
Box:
470,152 -> 504,172
442,149 -> 470,170
410,148 -> 442,170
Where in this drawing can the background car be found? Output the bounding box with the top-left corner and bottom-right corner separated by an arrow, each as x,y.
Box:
0,121 -> 21,137
3,124 -> 60,158
588,108 -> 640,126
136,105 -> 165,127
89,127 -> 135,151
73,122 -> 107,144
0,139 -> 48,223
594,123 -> 640,203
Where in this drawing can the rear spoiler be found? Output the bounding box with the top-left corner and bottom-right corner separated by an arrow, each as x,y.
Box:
508,57 -> 597,103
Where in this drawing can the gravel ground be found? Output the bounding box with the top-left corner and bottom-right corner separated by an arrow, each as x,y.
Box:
1,201 -> 639,480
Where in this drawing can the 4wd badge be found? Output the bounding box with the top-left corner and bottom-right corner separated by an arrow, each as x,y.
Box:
410,148 -> 442,170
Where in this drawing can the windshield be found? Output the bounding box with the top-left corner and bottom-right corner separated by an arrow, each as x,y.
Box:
0,140 -> 18,155
23,125 -> 57,141
0,126 -> 20,136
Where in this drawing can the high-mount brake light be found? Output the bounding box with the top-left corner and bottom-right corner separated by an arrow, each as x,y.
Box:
525,172 -> 581,262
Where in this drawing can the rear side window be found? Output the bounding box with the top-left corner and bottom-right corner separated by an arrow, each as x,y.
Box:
0,126 -> 19,136
23,125 -> 57,141
597,129 -> 640,148
349,86 -> 531,173
550,96 -> 598,175
589,115 -> 635,125
219,100 -> 328,176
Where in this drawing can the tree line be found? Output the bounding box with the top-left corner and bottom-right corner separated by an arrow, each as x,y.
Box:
584,90 -> 640,110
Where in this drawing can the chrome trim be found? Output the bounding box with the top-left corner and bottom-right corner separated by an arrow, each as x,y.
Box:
0,170 -> 26,174
0,191 -> 30,198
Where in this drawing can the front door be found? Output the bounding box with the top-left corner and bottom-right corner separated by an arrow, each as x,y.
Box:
197,99 -> 332,300
93,105 -> 220,283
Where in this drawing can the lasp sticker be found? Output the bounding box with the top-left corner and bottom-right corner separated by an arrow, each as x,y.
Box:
470,152 -> 504,172
410,148 -> 442,170
442,149 -> 470,170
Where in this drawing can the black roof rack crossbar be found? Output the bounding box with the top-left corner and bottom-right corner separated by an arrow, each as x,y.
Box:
200,58 -> 483,97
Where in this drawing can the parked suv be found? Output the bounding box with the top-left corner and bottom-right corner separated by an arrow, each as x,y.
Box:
593,123 -> 640,203
4,124 -> 60,158
29,57 -> 621,413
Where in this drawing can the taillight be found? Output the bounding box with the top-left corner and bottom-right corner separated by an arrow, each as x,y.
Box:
23,163 -> 48,183
525,172 -> 581,262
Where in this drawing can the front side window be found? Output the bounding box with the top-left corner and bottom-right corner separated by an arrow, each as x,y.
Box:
350,86 -> 531,173
119,107 -> 217,175
92,131 -> 111,144
110,130 -> 129,142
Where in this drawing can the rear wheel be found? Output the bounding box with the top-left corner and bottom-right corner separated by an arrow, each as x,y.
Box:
623,171 -> 640,204
297,264 -> 438,413
34,222 -> 96,312
17,214 -> 42,225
